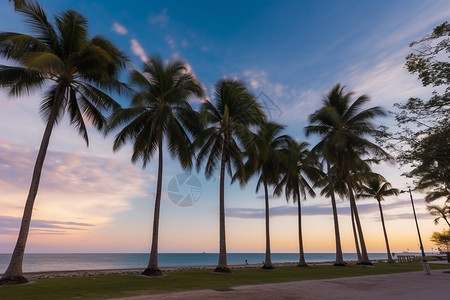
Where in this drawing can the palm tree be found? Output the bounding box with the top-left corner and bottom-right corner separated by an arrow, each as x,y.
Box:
245,122 -> 292,269
9,0 -> 26,9
0,3 -> 127,285
109,56 -> 204,276
274,141 -> 322,266
195,79 -> 265,272
426,204 -> 450,227
306,84 -> 390,265
315,161 -> 347,266
358,176 -> 399,263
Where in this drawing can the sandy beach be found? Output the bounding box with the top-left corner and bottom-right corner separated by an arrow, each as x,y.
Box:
108,269 -> 450,300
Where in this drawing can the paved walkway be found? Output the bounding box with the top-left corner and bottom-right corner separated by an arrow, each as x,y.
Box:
111,269 -> 450,300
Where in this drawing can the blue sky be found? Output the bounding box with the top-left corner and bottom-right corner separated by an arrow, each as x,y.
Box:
0,0 -> 449,254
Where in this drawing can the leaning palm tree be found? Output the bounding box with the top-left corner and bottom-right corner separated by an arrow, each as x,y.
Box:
195,79 -> 265,272
110,56 -> 204,276
274,141 -> 323,266
0,2 -> 127,285
245,122 -> 292,269
426,204 -> 450,227
358,176 -> 399,263
306,84 -> 391,265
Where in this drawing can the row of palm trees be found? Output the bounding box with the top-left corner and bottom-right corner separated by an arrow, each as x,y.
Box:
0,2 -> 400,284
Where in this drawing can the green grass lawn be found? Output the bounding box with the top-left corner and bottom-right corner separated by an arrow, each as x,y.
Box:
0,263 -> 449,300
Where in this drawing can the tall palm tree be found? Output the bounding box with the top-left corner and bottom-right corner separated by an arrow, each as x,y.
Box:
195,79 -> 265,272
315,161 -> 347,266
274,141 -> 323,266
0,2 -> 127,285
245,122 -> 292,269
306,84 -> 390,265
426,204 -> 450,227
358,176 -> 399,263
109,56 -> 204,276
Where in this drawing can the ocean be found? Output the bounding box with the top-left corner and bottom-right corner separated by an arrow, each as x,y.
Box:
0,253 -> 397,273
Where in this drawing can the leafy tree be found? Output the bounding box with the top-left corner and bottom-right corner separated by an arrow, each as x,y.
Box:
110,56 -> 204,276
426,204 -> 450,227
195,79 -> 265,272
378,22 -> 450,204
245,121 -> 292,269
306,84 -> 390,265
0,2 -> 127,285
274,141 -> 323,266
358,176 -> 399,263
430,228 -> 450,252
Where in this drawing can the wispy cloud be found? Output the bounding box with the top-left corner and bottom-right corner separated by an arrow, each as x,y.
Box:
242,70 -> 323,124
111,22 -> 128,35
0,140 -> 147,195
149,8 -> 169,27
242,70 -> 286,119
226,198 -> 430,221
166,35 -> 176,50
0,215 -> 94,236
0,139 -> 150,230
243,70 -> 285,98
130,38 -> 148,62
227,205 -> 335,219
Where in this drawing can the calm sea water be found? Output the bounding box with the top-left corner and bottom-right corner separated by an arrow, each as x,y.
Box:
0,253 -> 396,273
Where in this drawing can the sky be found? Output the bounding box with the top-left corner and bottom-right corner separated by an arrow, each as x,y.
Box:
0,0 -> 449,255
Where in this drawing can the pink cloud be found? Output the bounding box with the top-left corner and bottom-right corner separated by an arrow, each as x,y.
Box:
111,22 -> 128,35
130,38 -> 148,62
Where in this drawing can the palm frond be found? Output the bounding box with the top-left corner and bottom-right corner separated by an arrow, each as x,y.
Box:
67,88 -> 89,145
20,51 -> 64,75
0,65 -> 46,96
18,1 -> 61,53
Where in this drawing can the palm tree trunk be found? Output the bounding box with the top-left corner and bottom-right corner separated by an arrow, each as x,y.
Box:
378,200 -> 394,263
214,151 -> 230,272
262,180 -> 274,269
443,216 -> 450,227
351,205 -> 362,263
1,87 -> 63,285
143,135 -> 163,276
347,181 -> 371,265
296,190 -> 307,267
327,161 -> 345,266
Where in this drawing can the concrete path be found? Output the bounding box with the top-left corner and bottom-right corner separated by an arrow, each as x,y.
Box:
110,269 -> 450,300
